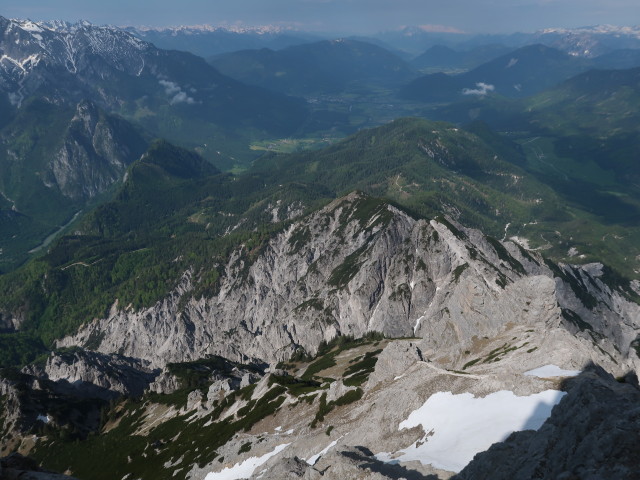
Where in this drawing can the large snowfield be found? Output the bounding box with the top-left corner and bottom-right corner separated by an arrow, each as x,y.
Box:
376,389 -> 565,472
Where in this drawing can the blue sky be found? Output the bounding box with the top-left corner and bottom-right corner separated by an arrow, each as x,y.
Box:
2,0 -> 639,33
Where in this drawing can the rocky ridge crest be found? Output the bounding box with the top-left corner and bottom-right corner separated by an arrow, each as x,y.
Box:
57,192 -> 640,374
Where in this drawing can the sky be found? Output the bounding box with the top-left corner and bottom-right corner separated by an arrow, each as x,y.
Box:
2,0 -> 639,34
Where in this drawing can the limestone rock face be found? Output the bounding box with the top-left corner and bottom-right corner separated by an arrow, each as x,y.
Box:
147,370 -> 183,395
22,349 -> 160,399
0,372 -> 105,456
47,100 -> 146,200
0,311 -> 24,332
58,193 -> 640,372
454,366 -> 640,480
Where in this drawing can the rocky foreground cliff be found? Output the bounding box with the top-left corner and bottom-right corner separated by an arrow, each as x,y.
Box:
1,192 -> 639,478
58,191 -> 640,371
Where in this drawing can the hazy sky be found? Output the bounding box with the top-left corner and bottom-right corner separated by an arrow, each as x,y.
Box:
3,0 -> 639,34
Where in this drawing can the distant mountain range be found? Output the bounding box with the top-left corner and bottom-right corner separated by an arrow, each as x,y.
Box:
528,25 -> 640,57
401,44 -> 591,102
126,24 -> 323,58
124,23 -> 640,61
0,17 -> 308,135
410,44 -> 513,71
378,24 -> 640,57
435,65 -> 640,140
209,38 -> 418,96
0,16 -> 317,270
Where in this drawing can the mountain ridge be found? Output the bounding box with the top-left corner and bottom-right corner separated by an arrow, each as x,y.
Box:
401,44 -> 591,102
209,38 -> 417,96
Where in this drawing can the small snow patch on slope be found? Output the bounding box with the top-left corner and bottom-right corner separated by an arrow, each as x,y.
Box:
204,443 -> 290,480
306,436 -> 343,465
376,389 -> 564,473
36,414 -> 50,423
524,365 -> 581,378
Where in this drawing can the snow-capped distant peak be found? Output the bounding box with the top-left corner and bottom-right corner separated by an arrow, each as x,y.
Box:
0,15 -> 152,106
538,24 -> 640,38
130,23 -> 296,35
17,20 -> 44,33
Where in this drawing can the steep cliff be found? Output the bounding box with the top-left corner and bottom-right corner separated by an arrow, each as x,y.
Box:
47,100 -> 147,201
57,192 -> 640,373
22,349 -> 159,399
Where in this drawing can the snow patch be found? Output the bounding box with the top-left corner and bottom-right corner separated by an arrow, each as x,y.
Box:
306,438 -> 341,465
204,443 -> 290,480
524,365 -> 581,378
413,315 -> 425,334
158,79 -> 196,104
375,389 -> 564,473
36,414 -> 50,423
19,21 -> 44,33
502,222 -> 511,241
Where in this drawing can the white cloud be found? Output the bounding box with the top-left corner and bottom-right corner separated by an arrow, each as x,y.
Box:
159,79 -> 180,95
170,91 -> 195,105
158,79 -> 196,104
462,82 -> 495,96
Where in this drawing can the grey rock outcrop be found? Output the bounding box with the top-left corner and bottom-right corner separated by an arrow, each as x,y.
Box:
0,453 -> 78,479
149,354 -> 264,400
253,447 -> 440,479
148,370 -> 183,394
251,456 -> 322,479
454,365 -> 640,480
0,311 -> 23,332
553,261 -> 640,362
58,193 -> 640,372
0,370 -> 105,455
22,349 -> 160,400
47,100 -> 146,200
